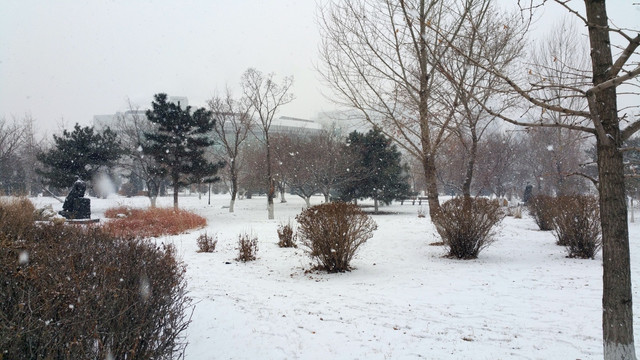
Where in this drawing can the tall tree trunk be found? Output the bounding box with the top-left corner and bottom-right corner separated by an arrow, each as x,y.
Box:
230,164 -> 238,213
417,0 -> 440,220
173,183 -> 179,210
148,181 -> 159,208
462,129 -> 478,199
279,183 -> 287,203
266,136 -> 275,220
598,140 -> 635,359
586,1 -> 636,358
422,153 -> 441,219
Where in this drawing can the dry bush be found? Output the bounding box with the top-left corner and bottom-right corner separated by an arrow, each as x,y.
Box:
236,233 -> 258,262
296,202 -> 377,273
552,195 -> 602,258
103,207 -> 206,238
0,197 -> 36,244
197,232 -> 218,253
277,221 -> 296,248
433,197 -> 504,260
0,214 -> 192,359
527,195 -> 555,231
104,205 -> 133,218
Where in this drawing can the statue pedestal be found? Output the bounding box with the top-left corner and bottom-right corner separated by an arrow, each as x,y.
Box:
73,198 -> 91,219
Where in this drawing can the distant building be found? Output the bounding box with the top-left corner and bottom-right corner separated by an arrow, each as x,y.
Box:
315,110 -> 370,135
168,96 -> 188,108
270,116 -> 323,135
93,110 -> 147,131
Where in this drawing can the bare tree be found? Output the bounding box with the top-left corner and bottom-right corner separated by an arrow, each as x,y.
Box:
444,2 -> 640,357
433,2 -> 525,198
526,18 -> 592,196
318,0 -> 511,219
0,117 -> 25,171
0,117 -> 26,195
19,115 -> 46,196
113,101 -> 164,208
241,68 -> 295,220
473,131 -> 521,199
208,89 -> 253,212
238,140 -> 269,197
435,136 -> 467,195
516,126 -> 590,196
310,128 -> 361,203
272,133 -> 318,207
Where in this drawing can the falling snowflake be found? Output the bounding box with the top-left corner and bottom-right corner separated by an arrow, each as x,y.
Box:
18,251 -> 29,265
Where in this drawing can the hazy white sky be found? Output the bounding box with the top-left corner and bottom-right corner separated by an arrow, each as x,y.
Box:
1,0 -> 328,135
1,1 -> 638,136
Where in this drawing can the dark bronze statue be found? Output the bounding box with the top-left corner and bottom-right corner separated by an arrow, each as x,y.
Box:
59,179 -> 91,219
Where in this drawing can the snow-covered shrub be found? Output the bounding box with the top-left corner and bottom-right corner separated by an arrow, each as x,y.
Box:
236,232 -> 258,262
434,197 -> 504,259
197,232 -> 218,253
506,205 -> 523,219
513,205 -> 523,219
552,195 -> 601,258
296,202 -> 377,272
0,218 -> 192,359
277,221 -> 296,248
33,204 -> 57,221
527,195 -> 555,231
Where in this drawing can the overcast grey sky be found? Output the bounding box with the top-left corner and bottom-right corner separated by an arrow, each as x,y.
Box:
1,1 -> 638,136
1,0 -> 328,135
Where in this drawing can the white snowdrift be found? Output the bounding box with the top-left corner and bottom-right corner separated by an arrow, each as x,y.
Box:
31,194 -> 640,359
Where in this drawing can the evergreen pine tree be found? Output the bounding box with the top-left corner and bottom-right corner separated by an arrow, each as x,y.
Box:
339,127 -> 411,212
144,93 -> 223,209
36,124 -> 123,190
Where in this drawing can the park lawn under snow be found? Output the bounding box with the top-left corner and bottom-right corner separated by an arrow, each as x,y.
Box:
32,193 -> 640,359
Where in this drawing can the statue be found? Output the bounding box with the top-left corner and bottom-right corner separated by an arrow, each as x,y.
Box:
523,184 -> 533,204
59,179 -> 91,219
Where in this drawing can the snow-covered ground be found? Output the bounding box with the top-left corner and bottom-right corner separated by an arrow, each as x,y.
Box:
31,193 -> 640,359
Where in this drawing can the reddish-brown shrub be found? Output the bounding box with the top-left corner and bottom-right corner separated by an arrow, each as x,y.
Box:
104,205 -> 133,218
433,197 -> 504,260
197,232 -> 218,253
296,202 -> 377,272
103,207 -> 206,238
0,211 -> 192,359
236,233 -> 258,262
277,221 -> 296,248
552,195 -> 601,258
528,195 -> 555,231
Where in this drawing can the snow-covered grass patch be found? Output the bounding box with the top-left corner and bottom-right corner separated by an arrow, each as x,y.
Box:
30,193 -> 640,359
